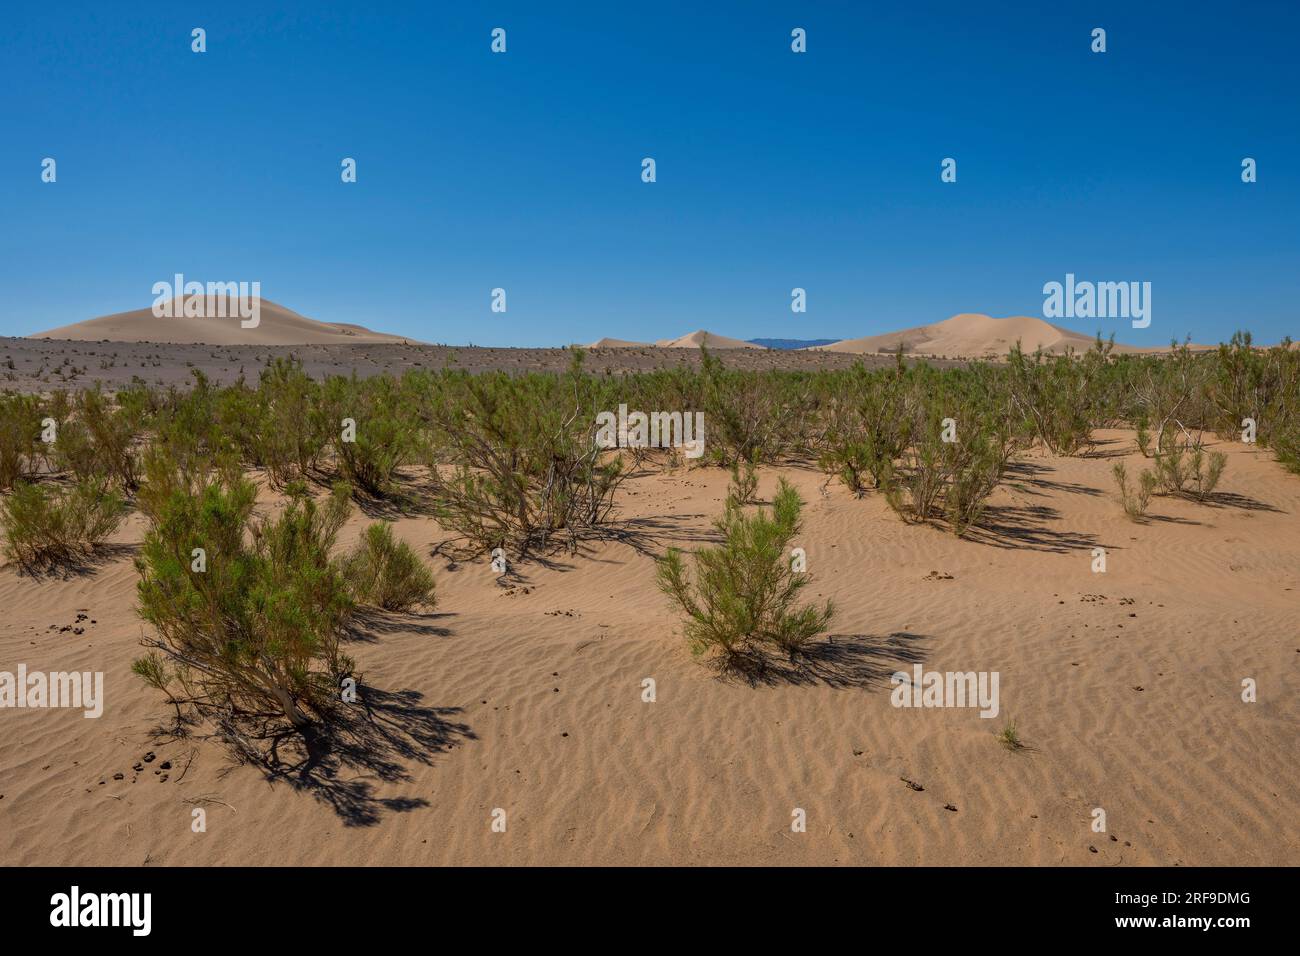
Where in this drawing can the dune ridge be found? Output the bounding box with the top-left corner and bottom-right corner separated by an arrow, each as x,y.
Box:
32,297 -> 415,346
813,313 -> 1138,357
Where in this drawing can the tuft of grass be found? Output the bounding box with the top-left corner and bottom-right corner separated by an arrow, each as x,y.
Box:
996,718 -> 1023,751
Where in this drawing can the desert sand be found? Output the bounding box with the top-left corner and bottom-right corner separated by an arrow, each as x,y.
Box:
31,297 -> 413,347
2,430 -> 1296,866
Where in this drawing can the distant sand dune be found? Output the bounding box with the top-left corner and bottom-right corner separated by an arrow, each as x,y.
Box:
653,330 -> 764,349
32,297 -> 415,346
813,313 -> 1141,357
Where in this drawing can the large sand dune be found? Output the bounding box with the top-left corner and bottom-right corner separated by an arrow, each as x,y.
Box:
2,431 -> 1297,865
31,297 -> 414,346
815,313 -> 1131,358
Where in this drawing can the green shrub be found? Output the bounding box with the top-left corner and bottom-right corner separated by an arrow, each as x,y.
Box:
134,472 -> 355,730
50,386 -> 143,490
1,478 -> 124,570
1006,338 -> 1113,456
0,393 -> 43,490
345,521 -> 435,611
881,386 -> 1021,535
324,374 -> 419,497
1152,432 -> 1228,500
656,477 -> 833,669
1112,461 -> 1157,521
429,362 -> 626,557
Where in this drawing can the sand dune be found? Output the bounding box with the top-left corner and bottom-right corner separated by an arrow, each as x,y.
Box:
2,430 -> 1297,865
815,313 -> 1129,358
31,297 -> 414,346
586,331 -> 763,349
587,337 -> 652,348
654,330 -> 764,349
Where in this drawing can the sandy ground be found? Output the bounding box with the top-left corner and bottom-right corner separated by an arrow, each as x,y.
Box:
0,337 -> 950,392
1,429 -> 1297,866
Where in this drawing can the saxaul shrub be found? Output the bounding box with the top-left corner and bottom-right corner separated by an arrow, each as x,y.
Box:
1,478 -> 124,570
1112,461 -> 1157,521
656,476 -> 834,670
252,358 -> 329,485
134,469 -> 355,731
0,393 -> 44,490
699,347 -> 806,466
818,361 -> 913,496
344,521 -> 435,611
323,374 -> 420,497
728,456 -> 759,505
882,383 -> 1022,535
51,385 -> 145,490
1006,338 -> 1115,456
1152,431 -> 1227,500
429,358 -> 626,557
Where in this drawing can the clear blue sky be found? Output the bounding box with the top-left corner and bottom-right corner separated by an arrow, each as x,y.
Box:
2,1 -> 1296,347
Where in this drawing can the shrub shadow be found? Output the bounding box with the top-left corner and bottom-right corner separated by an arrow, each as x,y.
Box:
718,631 -> 931,690
224,684 -> 475,827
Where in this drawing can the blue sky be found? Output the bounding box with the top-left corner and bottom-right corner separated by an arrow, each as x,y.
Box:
2,1 -> 1296,347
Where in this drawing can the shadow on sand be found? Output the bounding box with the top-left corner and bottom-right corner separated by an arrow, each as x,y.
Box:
214,684 -> 475,827
717,631 -> 931,690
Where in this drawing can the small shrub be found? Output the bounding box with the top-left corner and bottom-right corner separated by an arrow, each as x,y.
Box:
656,477 -> 833,669
997,718 -> 1023,751
728,457 -> 759,506
1153,432 -> 1228,500
345,521 -> 435,611
1112,461 -> 1156,521
1,478 -> 124,570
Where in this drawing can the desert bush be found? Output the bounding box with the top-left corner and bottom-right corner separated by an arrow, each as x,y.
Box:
323,374 -> 420,497
428,359 -> 626,557
244,358 -> 330,485
50,386 -> 143,490
1006,338 -> 1114,456
818,362 -> 913,496
881,379 -> 1023,535
134,473 -> 355,730
1112,461 -> 1157,520
0,393 -> 44,490
699,347 -> 808,466
344,521 -> 435,611
1,478 -> 124,570
1152,431 -> 1228,500
728,456 -> 759,505
656,476 -> 833,668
